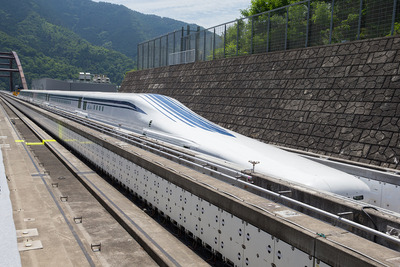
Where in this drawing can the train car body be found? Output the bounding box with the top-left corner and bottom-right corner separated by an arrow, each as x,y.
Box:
18,90 -> 370,199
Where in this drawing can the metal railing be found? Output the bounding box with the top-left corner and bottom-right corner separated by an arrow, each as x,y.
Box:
137,0 -> 400,70
168,49 -> 196,65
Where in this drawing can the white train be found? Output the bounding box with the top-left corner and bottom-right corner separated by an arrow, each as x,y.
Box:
18,90 -> 370,199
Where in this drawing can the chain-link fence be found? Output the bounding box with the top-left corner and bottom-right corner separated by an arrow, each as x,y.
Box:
137,0 -> 399,70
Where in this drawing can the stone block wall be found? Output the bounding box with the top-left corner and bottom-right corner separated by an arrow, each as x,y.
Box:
121,36 -> 400,170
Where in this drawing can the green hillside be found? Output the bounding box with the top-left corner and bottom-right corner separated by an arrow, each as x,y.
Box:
0,0 -> 193,87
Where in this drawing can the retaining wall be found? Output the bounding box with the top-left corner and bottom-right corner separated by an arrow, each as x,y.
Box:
121,36 -> 400,170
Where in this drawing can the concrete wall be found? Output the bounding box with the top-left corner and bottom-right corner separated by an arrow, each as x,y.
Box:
121,36 -> 400,170
31,78 -> 117,92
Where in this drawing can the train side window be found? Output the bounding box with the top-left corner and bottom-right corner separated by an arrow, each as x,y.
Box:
83,101 -> 87,110
78,97 -> 82,109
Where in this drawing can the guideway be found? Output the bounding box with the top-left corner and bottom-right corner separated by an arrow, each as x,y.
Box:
3,94 -> 400,266
0,98 -> 207,266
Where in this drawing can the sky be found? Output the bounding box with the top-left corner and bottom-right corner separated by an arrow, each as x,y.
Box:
93,0 -> 250,29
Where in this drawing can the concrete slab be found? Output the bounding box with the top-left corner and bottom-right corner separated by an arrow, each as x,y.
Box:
16,228 -> 39,238
17,240 -> 43,252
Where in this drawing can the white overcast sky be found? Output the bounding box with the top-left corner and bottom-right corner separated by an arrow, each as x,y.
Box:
94,0 -> 250,28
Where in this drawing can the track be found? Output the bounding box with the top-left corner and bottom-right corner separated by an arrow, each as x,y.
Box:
0,97 -> 213,266
25,97 -> 254,184
3,93 -> 400,261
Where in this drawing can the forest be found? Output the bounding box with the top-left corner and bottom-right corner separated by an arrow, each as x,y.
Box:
0,0 -> 193,88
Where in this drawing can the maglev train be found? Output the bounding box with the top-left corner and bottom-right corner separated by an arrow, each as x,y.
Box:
18,90 -> 370,199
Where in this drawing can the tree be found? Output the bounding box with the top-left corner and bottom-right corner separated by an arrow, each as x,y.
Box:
205,0 -> 398,61
241,0 -> 292,17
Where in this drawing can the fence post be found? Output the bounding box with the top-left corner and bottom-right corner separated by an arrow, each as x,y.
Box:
147,41 -> 152,69
285,6 -> 289,50
391,0 -> 398,35
186,26 -> 190,52
224,24 -> 227,58
329,0 -> 335,44
141,44 -> 144,70
357,0 -> 363,40
173,31 -> 176,53
147,41 -> 150,69
305,0 -> 310,47
166,34 -> 169,66
251,16 -> 254,54
142,42 -> 145,69
267,13 -> 270,52
236,20 -> 240,56
153,39 -> 156,68
195,26 -> 200,62
181,27 -> 184,52
213,28 -> 216,60
204,29 -> 207,61
159,38 -> 162,67
137,45 -> 139,70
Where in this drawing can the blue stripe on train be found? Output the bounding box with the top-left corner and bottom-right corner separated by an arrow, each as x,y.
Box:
143,94 -> 235,137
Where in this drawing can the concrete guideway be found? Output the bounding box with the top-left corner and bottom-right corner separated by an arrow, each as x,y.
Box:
4,95 -> 400,266
0,99 -> 208,266
7,104 -> 209,267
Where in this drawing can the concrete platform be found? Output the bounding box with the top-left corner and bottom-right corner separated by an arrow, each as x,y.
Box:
0,145 -> 21,266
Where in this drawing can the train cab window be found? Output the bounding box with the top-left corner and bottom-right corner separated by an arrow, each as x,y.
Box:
83,101 -> 87,110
